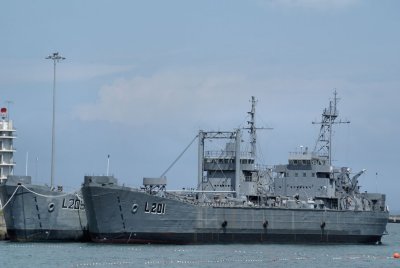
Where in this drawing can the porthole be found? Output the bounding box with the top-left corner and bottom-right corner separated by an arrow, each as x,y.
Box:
131,203 -> 139,214
48,202 -> 55,213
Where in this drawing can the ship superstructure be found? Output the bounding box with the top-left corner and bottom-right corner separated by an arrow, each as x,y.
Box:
273,92 -> 386,212
198,97 -> 273,202
82,93 -> 388,244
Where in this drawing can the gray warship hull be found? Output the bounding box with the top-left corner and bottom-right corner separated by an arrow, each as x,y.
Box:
82,183 -> 388,244
0,176 -> 88,242
83,94 -> 389,244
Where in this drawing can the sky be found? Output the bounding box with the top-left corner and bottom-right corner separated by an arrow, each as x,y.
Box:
1,0 -> 400,210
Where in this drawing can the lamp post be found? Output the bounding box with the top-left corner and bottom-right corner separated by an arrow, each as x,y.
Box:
45,52 -> 65,188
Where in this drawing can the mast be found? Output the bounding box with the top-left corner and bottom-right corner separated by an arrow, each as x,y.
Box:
312,91 -> 350,165
248,96 -> 257,159
106,154 -> 110,176
244,96 -> 272,160
46,52 -> 65,188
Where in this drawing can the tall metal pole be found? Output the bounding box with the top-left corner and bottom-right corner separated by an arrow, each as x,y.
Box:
5,101 -> 13,120
197,131 -> 204,191
234,129 -> 241,197
46,52 -> 65,188
25,151 -> 29,176
106,155 -> 110,176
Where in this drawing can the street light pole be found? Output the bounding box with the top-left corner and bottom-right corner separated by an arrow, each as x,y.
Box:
45,52 -> 65,189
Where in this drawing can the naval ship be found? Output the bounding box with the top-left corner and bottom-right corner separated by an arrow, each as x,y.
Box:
0,107 -> 88,241
82,93 -> 388,244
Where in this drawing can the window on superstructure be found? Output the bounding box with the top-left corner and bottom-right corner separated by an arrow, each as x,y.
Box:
293,160 -> 298,165
303,173 -> 307,177
295,173 -> 298,177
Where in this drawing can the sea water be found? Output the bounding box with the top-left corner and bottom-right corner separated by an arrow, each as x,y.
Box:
1,224 -> 399,268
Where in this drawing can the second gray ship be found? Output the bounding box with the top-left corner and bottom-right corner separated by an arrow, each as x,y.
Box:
0,107 -> 88,242
82,93 -> 388,244
0,176 -> 87,241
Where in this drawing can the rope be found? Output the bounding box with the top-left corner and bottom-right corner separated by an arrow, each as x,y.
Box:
20,184 -> 81,199
0,185 -> 21,210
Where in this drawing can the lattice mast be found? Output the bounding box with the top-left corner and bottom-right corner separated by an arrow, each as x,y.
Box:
312,91 -> 350,165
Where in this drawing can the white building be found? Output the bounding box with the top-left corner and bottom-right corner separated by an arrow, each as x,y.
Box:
0,107 -> 16,181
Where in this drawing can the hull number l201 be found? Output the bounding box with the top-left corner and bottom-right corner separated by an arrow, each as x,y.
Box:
144,202 -> 166,215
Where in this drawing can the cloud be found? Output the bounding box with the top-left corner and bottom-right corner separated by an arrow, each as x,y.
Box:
73,69 -> 400,174
74,69 -> 355,131
262,0 -> 360,10
73,68 -> 400,155
74,71 -> 251,127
